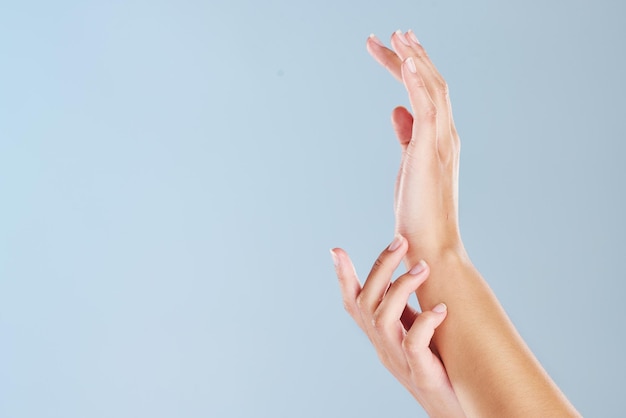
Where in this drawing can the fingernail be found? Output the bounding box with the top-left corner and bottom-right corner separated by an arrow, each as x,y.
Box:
388,236 -> 403,252
407,30 -> 420,45
330,249 -> 339,267
395,30 -> 410,46
405,57 -> 417,74
369,33 -> 385,47
433,303 -> 447,313
409,260 -> 426,275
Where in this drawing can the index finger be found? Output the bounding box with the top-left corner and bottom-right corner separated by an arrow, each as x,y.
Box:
331,248 -> 365,330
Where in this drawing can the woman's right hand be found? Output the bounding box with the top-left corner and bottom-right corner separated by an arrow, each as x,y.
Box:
331,236 -> 465,418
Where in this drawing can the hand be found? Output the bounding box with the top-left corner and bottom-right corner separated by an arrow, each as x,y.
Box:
331,236 -> 465,418
367,31 -> 464,260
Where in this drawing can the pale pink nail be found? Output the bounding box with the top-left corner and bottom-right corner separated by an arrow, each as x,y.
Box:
433,303 -> 447,313
407,30 -> 420,45
395,30 -> 410,46
409,260 -> 426,275
388,236 -> 403,252
369,33 -> 385,47
405,57 -> 417,74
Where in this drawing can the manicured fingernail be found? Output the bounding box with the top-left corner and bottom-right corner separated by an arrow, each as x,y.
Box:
433,303 -> 447,313
395,30 -> 410,46
330,249 -> 339,267
388,236 -> 403,252
407,30 -> 420,45
405,57 -> 417,74
409,260 -> 426,275
369,33 -> 385,47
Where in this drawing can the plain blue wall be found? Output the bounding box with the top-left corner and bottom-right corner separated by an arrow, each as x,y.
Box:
1,1 -> 625,417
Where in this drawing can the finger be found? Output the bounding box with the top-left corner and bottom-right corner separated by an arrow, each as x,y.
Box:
393,30 -> 456,156
390,30 -> 448,108
366,34 -> 403,83
405,30 -> 448,94
331,248 -> 365,330
367,263 -> 429,376
402,303 -> 448,375
366,262 -> 431,383
406,31 -> 456,157
401,57 -> 438,150
356,236 -> 407,319
391,106 -> 413,151
372,261 -> 429,341
367,30 -> 457,149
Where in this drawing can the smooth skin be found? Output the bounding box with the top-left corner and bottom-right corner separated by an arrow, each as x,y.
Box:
331,237 -> 465,418
334,30 -> 581,417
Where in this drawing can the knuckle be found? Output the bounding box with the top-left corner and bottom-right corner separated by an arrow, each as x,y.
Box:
371,312 -> 384,331
414,44 -> 428,58
343,300 -> 356,316
422,105 -> 438,120
374,255 -> 385,267
437,141 -> 453,163
402,337 -> 420,353
371,255 -> 385,272
413,77 -> 428,88
436,80 -> 449,97
355,294 -> 367,311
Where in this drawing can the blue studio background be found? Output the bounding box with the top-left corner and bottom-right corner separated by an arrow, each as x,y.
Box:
1,1 -> 625,417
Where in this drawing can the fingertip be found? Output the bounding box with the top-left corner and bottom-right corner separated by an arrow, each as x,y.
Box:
417,308 -> 446,331
408,260 -> 428,276
406,29 -> 420,45
394,29 -> 410,46
329,248 -> 340,268
387,234 -> 406,252
404,57 -> 417,74
331,247 -> 354,267
432,303 -> 447,314
391,105 -> 410,116
368,33 -> 385,47
401,57 -> 426,84
332,247 -> 360,278
428,304 -> 448,329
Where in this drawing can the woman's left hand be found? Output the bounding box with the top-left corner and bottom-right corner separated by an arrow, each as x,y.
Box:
366,31 -> 464,262
331,235 -> 465,418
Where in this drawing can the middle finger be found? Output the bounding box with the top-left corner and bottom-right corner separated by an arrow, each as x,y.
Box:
356,235 -> 407,325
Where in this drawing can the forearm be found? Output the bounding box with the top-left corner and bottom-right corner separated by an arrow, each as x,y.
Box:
405,248 -> 580,417
365,30 -> 580,416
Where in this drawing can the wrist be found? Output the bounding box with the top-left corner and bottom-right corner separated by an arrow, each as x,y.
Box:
403,240 -> 470,271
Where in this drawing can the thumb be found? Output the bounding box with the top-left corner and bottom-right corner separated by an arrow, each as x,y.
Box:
391,106 -> 413,151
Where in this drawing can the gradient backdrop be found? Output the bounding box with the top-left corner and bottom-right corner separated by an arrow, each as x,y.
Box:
1,0 -> 625,417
